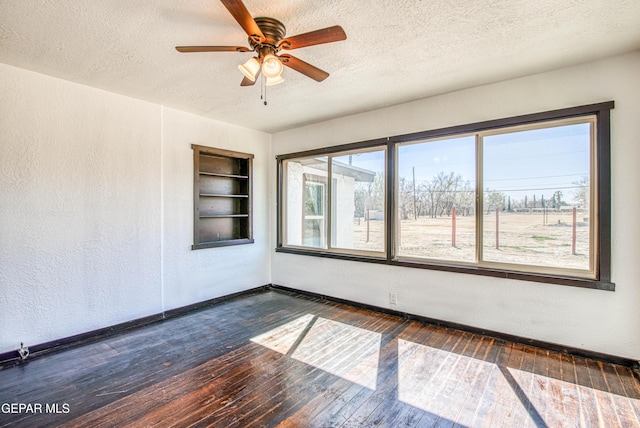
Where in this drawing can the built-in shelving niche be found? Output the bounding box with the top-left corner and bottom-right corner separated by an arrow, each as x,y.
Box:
192,144 -> 254,249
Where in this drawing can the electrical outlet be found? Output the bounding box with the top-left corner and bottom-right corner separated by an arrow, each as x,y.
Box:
389,292 -> 397,305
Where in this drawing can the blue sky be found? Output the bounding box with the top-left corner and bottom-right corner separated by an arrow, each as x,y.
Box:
326,122 -> 591,205
397,123 -> 591,204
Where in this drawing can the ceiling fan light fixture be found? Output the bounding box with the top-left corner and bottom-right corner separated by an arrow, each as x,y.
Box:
238,57 -> 261,81
261,53 -> 284,78
265,74 -> 285,86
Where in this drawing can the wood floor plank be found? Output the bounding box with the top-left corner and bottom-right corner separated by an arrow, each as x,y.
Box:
205,305 -> 396,427
411,331 -> 481,426
417,333 -> 494,427
505,343 -> 537,428
598,360 -> 640,427
613,365 -> 640,424
363,328 -> 471,427
273,318 -> 410,428
558,352 -> 585,427
543,347 -> 569,427
449,336 -> 501,427
2,289 -> 640,428
52,294 -> 324,428
523,347 -> 551,427
585,358 -> 624,427
493,342 -> 530,426
243,314 -> 397,427
326,322 -> 432,428
62,305 -> 326,426
178,326 -> 354,424
572,354 -> 602,428
388,325 -> 467,427
338,322 -> 450,428
467,339 -> 517,427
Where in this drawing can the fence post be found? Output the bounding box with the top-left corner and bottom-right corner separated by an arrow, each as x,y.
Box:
397,208 -> 402,247
366,209 -> 370,243
495,208 -> 499,249
572,207 -> 577,255
452,207 -> 456,247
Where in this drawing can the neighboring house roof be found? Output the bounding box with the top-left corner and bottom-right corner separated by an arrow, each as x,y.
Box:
300,158 -> 375,182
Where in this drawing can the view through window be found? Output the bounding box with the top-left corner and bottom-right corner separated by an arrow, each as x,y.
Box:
480,121 -> 592,272
395,119 -> 594,275
282,148 -> 387,256
397,135 -> 477,263
277,103 -> 612,288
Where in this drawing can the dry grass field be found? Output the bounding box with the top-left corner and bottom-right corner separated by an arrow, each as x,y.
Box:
351,211 -> 590,271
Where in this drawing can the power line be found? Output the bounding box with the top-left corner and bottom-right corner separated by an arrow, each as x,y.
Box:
491,185 -> 585,192
397,185 -> 586,194
485,172 -> 587,182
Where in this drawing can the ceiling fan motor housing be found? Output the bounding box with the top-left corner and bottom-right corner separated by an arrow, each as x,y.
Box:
250,17 -> 286,51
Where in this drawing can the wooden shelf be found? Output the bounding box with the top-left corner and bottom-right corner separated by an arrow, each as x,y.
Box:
200,214 -> 249,218
199,193 -> 249,198
199,171 -> 249,179
192,144 -> 254,249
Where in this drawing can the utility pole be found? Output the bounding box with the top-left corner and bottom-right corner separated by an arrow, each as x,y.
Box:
412,166 -> 417,220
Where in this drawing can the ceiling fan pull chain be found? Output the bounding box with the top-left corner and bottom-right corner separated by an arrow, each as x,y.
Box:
261,73 -> 268,106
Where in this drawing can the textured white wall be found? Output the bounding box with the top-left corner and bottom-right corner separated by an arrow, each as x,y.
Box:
0,64 -> 162,353
271,51 -> 640,360
0,64 -> 271,354
160,107 -> 271,309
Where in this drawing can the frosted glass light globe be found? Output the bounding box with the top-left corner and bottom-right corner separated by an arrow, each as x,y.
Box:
262,54 -> 284,78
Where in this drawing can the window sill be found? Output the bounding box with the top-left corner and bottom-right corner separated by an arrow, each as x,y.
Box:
275,247 -> 615,291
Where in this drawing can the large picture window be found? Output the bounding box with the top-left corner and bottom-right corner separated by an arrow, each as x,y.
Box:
396,135 -> 477,263
395,118 -> 595,278
280,147 -> 387,257
480,119 -> 593,275
276,102 -> 614,290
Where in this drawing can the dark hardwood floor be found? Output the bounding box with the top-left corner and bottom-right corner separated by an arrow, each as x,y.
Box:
1,289 -> 639,427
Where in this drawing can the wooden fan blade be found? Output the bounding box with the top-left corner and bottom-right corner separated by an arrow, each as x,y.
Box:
176,46 -> 250,53
278,26 -> 346,50
280,54 -> 329,82
220,0 -> 265,43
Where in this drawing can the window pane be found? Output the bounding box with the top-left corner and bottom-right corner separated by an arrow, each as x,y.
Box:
283,157 -> 328,249
482,122 -> 592,272
331,150 -> 386,253
396,136 -> 476,262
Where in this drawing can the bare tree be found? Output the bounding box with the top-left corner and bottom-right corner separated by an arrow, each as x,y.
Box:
484,189 -> 506,213
552,190 -> 564,210
457,182 -> 475,216
572,176 -> 589,209
398,177 -> 415,220
398,170 -> 475,218
409,172 -> 475,218
354,172 -> 385,217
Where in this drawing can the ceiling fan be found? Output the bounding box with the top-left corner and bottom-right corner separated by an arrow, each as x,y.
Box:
175,0 -> 347,87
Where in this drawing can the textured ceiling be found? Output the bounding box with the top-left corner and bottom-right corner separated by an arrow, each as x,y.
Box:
1,0 -> 640,133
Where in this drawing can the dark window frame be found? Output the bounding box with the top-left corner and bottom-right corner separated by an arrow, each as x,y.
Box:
276,102 -> 615,291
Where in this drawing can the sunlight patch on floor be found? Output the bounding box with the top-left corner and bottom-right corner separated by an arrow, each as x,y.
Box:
251,315 -> 381,390
397,339 -> 532,426
290,317 -> 381,390
508,367 -> 640,427
250,313 -> 316,354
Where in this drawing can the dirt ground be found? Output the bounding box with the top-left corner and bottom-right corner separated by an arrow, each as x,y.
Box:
351,211 -> 590,271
